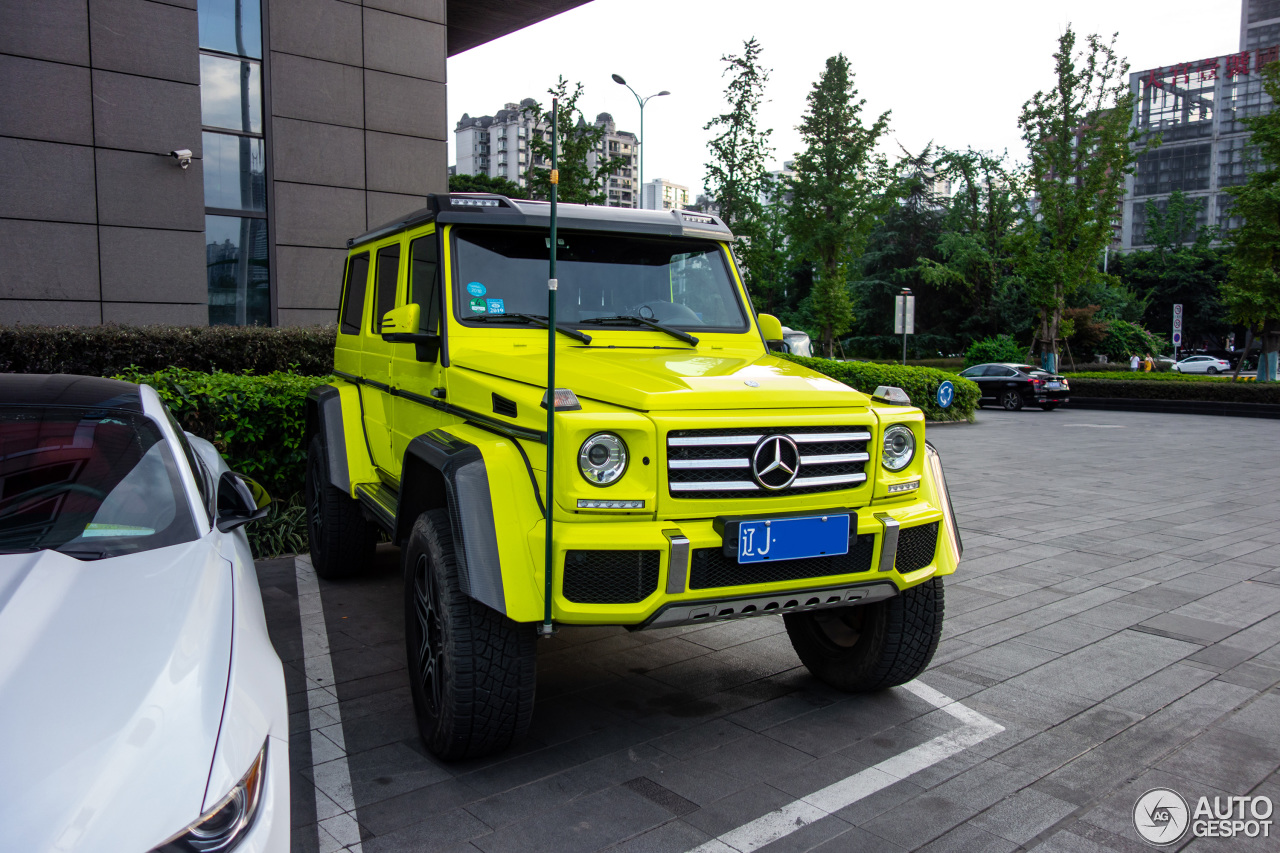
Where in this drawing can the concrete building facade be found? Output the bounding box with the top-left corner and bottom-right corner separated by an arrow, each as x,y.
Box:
0,0 -> 590,327
640,178 -> 689,210
1121,0 -> 1279,248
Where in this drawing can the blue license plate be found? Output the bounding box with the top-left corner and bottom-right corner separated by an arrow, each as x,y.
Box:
738,515 -> 851,563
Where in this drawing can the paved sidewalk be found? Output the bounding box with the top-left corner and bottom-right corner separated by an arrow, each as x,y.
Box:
258,407 -> 1280,853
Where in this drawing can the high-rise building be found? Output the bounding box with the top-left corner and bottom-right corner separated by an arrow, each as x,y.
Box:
641,178 -> 689,210
1121,0 -> 1279,249
453,106 -> 638,206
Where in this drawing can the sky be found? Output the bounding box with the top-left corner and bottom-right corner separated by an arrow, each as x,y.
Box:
445,0 -> 1242,196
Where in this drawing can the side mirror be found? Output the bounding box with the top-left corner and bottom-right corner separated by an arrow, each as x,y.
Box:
216,470 -> 271,533
380,303 -> 420,335
381,303 -> 441,362
757,313 -> 785,347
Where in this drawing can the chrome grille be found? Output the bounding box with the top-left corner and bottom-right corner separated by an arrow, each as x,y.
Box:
667,425 -> 871,499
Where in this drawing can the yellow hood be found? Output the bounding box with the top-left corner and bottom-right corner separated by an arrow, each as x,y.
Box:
450,341 -> 869,412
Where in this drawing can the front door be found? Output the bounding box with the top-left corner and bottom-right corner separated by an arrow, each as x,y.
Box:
389,228 -> 448,477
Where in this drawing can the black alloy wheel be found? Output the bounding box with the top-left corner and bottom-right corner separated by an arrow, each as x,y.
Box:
304,435 -> 375,579
402,508 -> 536,760
411,553 -> 445,718
1000,390 -> 1024,411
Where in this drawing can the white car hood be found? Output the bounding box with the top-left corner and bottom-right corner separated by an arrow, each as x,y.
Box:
0,538 -> 233,853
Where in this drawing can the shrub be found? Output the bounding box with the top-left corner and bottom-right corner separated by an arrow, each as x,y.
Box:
1098,319 -> 1169,359
1067,377 -> 1280,403
1061,360 -> 1173,373
783,355 -> 980,422
964,334 -> 1025,367
0,324 -> 335,377
117,367 -> 330,497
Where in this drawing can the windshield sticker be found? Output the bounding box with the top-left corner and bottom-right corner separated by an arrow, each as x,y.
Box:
486,298 -> 505,315
469,297 -> 487,314
82,524 -> 155,538
466,281 -> 487,297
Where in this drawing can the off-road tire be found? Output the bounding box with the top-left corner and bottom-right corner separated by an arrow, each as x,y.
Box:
784,577 -> 944,692
305,435 -> 375,579
1000,390 -> 1024,411
403,508 -> 536,760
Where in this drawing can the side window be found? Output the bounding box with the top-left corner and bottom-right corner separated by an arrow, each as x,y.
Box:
374,244 -> 401,332
409,234 -> 440,333
958,367 -> 981,378
339,253 -> 370,335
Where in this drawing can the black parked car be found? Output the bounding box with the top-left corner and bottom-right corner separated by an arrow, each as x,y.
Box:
958,363 -> 1070,411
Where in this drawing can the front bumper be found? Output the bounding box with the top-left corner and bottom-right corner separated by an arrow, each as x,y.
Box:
535,444 -> 962,628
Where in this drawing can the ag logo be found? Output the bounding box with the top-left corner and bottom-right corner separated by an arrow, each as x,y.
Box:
1134,788 -> 1190,845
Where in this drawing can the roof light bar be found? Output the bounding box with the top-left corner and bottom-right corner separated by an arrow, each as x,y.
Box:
452,197 -> 501,207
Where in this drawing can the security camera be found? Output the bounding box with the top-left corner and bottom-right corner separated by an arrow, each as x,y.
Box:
170,149 -> 192,169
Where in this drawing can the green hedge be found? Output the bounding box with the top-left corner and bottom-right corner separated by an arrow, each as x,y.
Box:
783,355 -> 980,422
1,324 -> 335,376
1067,371 -> 1241,382
1061,361 -> 1173,373
1068,377 -> 1280,403
117,367 -> 331,496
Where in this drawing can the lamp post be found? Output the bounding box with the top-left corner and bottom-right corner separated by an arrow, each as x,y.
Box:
611,74 -> 668,208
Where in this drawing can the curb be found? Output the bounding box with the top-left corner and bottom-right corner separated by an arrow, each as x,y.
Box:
1066,397 -> 1280,419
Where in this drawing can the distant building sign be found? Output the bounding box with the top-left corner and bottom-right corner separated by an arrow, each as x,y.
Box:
1144,46 -> 1279,88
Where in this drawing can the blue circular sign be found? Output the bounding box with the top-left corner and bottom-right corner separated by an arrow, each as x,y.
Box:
466,281 -> 487,297
936,380 -> 955,409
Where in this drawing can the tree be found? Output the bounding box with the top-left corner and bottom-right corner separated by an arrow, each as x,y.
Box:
1109,191 -> 1230,351
522,78 -> 624,205
703,37 -> 773,233
1017,27 -> 1142,372
920,149 -> 1032,345
1223,59 -> 1280,380
787,54 -> 891,357
448,172 -> 529,199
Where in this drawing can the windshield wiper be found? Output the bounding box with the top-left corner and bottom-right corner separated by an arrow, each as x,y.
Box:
577,315 -> 699,346
467,313 -> 592,344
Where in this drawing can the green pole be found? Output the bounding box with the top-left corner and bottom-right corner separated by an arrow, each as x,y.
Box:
541,98 -> 559,636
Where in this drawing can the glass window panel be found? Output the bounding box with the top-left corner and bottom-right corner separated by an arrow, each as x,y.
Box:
202,131 -> 265,211
200,54 -> 262,133
340,254 -> 370,336
206,215 -> 269,326
410,235 -> 440,333
198,0 -> 262,58
374,244 -> 401,330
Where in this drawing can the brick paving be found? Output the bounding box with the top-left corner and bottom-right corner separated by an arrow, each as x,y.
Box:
258,407 -> 1280,852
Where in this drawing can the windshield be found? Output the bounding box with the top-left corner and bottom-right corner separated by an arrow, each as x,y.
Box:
0,407 -> 197,559
451,226 -> 748,332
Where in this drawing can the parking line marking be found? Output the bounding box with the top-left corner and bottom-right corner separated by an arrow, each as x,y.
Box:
296,556 -> 364,853
686,681 -> 1004,853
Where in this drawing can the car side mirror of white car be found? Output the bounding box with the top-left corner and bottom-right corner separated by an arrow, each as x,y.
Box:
216,470 -> 272,532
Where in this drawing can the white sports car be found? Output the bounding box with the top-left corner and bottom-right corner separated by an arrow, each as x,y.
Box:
0,375 -> 289,853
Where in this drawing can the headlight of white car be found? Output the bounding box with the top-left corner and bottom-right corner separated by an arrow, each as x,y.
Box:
152,741 -> 268,852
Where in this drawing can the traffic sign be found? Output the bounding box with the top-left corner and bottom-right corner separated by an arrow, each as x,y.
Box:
936,380 -> 955,409
1173,331 -> 1183,346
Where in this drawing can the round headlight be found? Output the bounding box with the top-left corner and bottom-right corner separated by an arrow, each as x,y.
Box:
578,433 -> 628,486
882,425 -> 916,471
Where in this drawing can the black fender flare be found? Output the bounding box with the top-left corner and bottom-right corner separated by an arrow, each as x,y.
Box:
398,430 -> 506,615
306,385 -> 349,492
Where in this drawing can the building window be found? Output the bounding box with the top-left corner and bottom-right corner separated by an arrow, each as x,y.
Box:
200,0 -> 268,326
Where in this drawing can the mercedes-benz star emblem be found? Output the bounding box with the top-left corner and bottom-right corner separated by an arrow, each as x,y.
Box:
751,435 -> 801,490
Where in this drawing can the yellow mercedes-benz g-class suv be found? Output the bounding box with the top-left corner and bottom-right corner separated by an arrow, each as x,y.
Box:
305,194 -> 962,760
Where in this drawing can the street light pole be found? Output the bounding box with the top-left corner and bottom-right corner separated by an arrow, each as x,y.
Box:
611,74 -> 668,208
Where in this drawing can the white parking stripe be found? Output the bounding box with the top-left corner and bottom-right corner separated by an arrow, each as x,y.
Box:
686,681 -> 1004,853
296,556 -> 364,853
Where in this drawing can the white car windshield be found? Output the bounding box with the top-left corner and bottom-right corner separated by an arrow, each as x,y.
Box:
451,226 -> 749,331
0,407 -> 197,559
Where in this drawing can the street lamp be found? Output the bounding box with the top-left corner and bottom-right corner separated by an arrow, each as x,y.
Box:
611,73 -> 669,208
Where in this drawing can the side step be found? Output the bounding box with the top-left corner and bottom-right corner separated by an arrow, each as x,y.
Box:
354,482 -> 398,534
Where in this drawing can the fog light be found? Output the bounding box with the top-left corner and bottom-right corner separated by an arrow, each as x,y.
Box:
887,481 -> 920,493
577,499 -> 645,509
